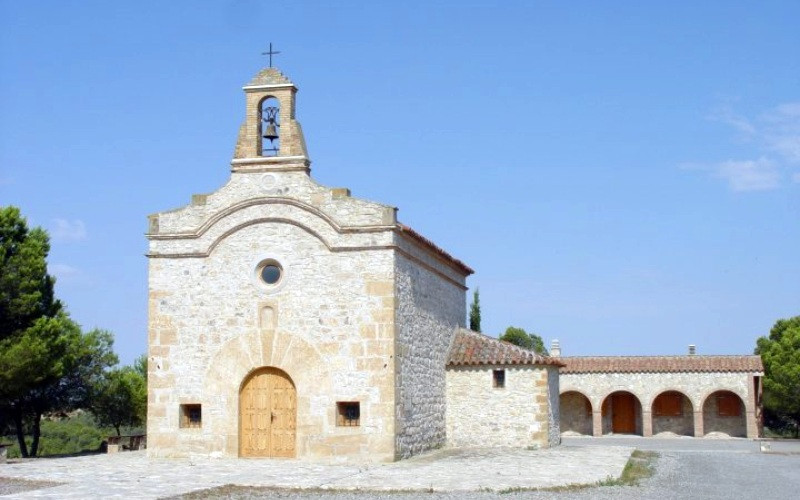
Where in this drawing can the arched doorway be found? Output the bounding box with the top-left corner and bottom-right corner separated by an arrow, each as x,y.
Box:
601,391 -> 642,435
652,391 -> 694,436
702,390 -> 746,437
240,367 -> 297,457
559,391 -> 593,435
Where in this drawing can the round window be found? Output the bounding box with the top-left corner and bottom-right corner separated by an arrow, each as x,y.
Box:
260,263 -> 282,285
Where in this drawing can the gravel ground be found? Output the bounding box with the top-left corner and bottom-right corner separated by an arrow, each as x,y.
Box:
0,477 -> 61,496
172,450 -> 800,500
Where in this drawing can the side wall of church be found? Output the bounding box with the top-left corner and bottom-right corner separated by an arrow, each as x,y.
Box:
393,246 -> 466,459
445,365 -> 554,448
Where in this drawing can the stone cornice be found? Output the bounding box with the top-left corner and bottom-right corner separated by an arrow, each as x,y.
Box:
242,83 -> 297,92
147,197 -> 395,240
230,156 -> 311,173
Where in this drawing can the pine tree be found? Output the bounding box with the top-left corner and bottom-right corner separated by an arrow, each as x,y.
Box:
469,288 -> 481,332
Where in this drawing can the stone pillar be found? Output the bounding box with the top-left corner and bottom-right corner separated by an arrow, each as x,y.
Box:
745,410 -> 758,438
592,410 -> 603,437
693,411 -> 704,437
642,410 -> 653,437
745,375 -> 760,439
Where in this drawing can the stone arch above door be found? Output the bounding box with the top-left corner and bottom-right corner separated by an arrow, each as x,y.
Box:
202,328 -> 331,457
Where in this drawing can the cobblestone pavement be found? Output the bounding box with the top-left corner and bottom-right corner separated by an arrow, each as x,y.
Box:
0,446 -> 632,499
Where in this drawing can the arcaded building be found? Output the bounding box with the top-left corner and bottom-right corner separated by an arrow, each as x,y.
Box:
556,345 -> 763,439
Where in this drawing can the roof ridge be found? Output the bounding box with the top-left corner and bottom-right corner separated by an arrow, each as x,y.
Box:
560,354 -> 761,359
560,354 -> 764,374
448,328 -> 564,367
397,224 -> 474,275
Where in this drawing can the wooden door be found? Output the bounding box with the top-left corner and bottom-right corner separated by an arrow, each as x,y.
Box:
611,393 -> 636,434
240,367 -> 296,458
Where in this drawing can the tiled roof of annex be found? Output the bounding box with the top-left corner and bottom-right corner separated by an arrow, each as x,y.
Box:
447,328 -> 564,367
559,355 -> 763,374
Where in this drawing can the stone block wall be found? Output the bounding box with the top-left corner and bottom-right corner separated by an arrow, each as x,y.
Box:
703,393 -> 746,437
559,392 -> 592,435
546,366 -> 561,446
445,365 -> 554,448
652,395 -> 694,436
148,171 -> 402,461
393,247 -> 466,459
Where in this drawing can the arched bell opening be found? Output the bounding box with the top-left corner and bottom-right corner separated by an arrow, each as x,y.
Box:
559,391 -> 593,436
259,96 -> 281,157
601,391 -> 643,435
702,390 -> 746,438
652,390 -> 694,437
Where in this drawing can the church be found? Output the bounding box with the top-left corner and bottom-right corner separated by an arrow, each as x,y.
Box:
145,66 -> 562,461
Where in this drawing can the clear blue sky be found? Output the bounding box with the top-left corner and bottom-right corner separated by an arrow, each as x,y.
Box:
1,1 -> 798,364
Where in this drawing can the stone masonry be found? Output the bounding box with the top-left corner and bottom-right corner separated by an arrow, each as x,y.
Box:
146,67 -> 473,461
446,329 -> 563,449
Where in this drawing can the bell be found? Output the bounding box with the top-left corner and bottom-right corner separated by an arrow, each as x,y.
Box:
263,122 -> 279,142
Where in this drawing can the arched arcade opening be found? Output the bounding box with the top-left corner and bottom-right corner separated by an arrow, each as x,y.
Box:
559,391 -> 593,436
651,391 -> 694,436
702,390 -> 746,438
601,391 -> 642,435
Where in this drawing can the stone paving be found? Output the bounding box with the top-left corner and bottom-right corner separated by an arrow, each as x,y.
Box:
0,445 -> 633,499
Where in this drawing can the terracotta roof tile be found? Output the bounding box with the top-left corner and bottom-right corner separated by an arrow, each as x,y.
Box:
559,355 -> 763,374
447,329 -> 564,367
396,224 -> 474,276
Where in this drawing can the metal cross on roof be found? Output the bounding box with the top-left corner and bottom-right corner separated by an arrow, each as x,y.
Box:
261,43 -> 281,68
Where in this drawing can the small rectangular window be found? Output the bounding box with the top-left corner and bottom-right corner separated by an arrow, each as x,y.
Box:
180,404 -> 202,428
337,402 -> 360,427
493,369 -> 505,389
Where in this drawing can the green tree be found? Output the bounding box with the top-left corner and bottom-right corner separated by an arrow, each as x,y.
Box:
1,206 -> 64,456
469,288 -> 481,332
92,363 -> 147,436
133,353 -> 148,424
755,315 -> 800,437
0,207 -> 117,456
500,326 -> 532,349
499,326 -> 549,355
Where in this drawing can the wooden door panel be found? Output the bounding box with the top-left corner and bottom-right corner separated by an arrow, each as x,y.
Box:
270,372 -> 296,457
240,368 -> 296,458
612,393 -> 636,434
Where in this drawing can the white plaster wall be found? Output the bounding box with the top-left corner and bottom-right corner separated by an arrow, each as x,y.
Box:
445,366 -> 552,448
393,252 -> 466,458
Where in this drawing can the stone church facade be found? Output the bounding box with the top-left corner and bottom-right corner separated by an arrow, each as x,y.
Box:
146,66 -> 562,461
